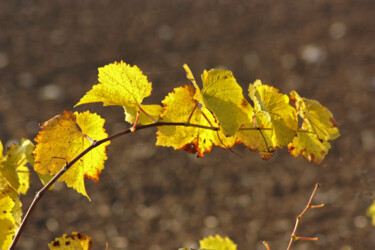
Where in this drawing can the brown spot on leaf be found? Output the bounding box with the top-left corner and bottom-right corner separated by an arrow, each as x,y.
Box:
52,241 -> 60,247
182,143 -> 198,155
289,95 -> 297,104
240,98 -> 249,108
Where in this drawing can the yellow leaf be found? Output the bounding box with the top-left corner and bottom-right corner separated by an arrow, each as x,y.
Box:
0,140 -> 3,162
0,139 -> 34,194
34,111 -> 110,200
183,64 -> 203,104
288,126 -> 331,164
0,175 -> 22,250
290,91 -> 340,141
0,196 -> 15,250
249,80 -> 297,148
184,64 -> 251,136
48,232 -> 92,250
157,85 -> 235,157
366,201 -> 375,226
235,115 -> 275,160
0,175 -> 22,226
75,61 -> 161,125
123,104 -> 162,125
288,91 -> 340,164
199,235 -> 237,250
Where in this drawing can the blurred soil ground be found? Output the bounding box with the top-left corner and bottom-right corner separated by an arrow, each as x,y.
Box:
1,1 -> 375,249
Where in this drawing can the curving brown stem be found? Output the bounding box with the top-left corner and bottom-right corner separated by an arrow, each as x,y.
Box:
9,121 -> 271,249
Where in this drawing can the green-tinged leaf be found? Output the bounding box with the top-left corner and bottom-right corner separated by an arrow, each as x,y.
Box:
249,80 -> 297,148
290,91 -> 340,141
184,64 -> 251,136
235,102 -> 275,160
288,91 -> 340,164
0,139 -> 34,194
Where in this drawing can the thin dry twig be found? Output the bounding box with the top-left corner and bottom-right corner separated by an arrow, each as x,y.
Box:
263,241 -> 271,250
286,183 -> 324,250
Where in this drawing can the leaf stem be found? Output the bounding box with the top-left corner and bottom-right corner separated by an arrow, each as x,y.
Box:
131,111 -> 140,132
137,104 -> 157,122
185,101 -> 198,124
200,109 -> 214,127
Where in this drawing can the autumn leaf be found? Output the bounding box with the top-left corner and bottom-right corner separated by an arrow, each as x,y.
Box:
75,61 -> 162,125
0,176 -> 22,228
33,111 -> 110,200
183,67 -> 278,159
0,139 -> 34,195
183,64 -> 251,136
199,235 -> 237,250
48,232 -> 92,250
156,85 -> 235,157
288,91 -> 340,164
288,125 -> 331,164
290,91 -> 340,141
366,201 -> 375,226
235,115 -> 275,160
0,175 -> 22,250
0,196 -> 15,250
178,248 -> 206,250
248,80 -> 297,148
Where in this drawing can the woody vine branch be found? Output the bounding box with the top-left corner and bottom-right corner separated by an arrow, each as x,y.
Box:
10,120 -> 272,249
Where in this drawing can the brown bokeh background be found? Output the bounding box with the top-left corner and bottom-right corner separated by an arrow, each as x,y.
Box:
1,1 -> 375,249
